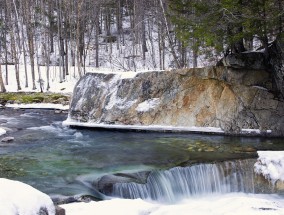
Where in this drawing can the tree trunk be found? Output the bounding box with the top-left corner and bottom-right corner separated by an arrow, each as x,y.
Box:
159,0 -> 181,68
0,65 -> 6,92
6,0 -> 21,91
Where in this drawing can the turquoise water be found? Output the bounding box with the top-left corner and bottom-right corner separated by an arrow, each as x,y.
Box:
0,108 -> 283,198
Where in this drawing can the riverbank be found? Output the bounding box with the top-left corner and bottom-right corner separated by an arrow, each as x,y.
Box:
0,92 -> 70,106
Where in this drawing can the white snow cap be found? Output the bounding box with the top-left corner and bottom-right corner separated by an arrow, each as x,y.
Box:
0,178 -> 55,215
254,151 -> 284,183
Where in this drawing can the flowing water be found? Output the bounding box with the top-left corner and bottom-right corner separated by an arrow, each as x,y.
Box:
0,108 -> 284,202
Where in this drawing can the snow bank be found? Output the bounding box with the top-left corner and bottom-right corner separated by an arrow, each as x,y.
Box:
0,178 -> 55,215
61,193 -> 284,215
0,128 -> 6,136
6,103 -> 69,110
254,151 -> 284,183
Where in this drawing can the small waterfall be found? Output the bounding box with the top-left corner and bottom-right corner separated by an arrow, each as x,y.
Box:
111,160 -> 255,203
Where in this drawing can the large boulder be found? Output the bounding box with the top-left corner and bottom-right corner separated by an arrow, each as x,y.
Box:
66,67 -> 284,136
0,178 -> 56,215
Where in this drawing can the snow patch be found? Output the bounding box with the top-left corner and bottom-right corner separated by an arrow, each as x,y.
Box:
0,178 -> 55,215
254,151 -> 284,183
104,75 -> 137,110
136,98 -> 160,112
241,128 -> 261,134
6,103 -> 69,110
61,193 -> 284,215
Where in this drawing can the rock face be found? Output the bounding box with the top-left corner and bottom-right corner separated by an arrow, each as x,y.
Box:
220,35 -> 284,100
221,51 -> 266,70
68,67 -> 284,136
268,35 -> 284,99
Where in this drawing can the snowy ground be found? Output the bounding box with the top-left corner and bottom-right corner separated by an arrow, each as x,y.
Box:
1,65 -> 140,94
6,103 -> 69,110
61,193 -> 284,215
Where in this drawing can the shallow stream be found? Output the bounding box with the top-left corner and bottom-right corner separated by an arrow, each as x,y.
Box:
0,108 -> 283,199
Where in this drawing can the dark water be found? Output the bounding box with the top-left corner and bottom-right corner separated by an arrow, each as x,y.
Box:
0,108 -> 283,198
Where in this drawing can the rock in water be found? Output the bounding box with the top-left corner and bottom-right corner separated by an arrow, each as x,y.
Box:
67,67 -> 284,136
1,136 -> 14,143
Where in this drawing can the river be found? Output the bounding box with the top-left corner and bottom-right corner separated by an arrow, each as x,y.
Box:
0,108 -> 283,202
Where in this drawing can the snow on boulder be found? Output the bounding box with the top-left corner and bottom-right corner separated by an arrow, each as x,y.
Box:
254,151 -> 284,183
0,178 -> 55,215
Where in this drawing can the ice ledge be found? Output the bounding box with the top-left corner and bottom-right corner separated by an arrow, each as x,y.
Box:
62,119 -> 224,134
62,119 -> 274,136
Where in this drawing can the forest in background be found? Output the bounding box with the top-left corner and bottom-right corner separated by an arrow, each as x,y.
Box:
0,0 -> 283,93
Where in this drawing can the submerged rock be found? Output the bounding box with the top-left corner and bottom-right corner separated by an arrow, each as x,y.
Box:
1,136 -> 14,143
93,172 -> 150,196
67,67 -> 284,136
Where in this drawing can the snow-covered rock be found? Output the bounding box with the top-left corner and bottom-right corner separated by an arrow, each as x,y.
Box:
254,151 -> 284,184
1,136 -> 14,143
0,178 -> 55,215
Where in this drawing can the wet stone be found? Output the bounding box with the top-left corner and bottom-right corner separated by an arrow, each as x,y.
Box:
1,136 -> 14,143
